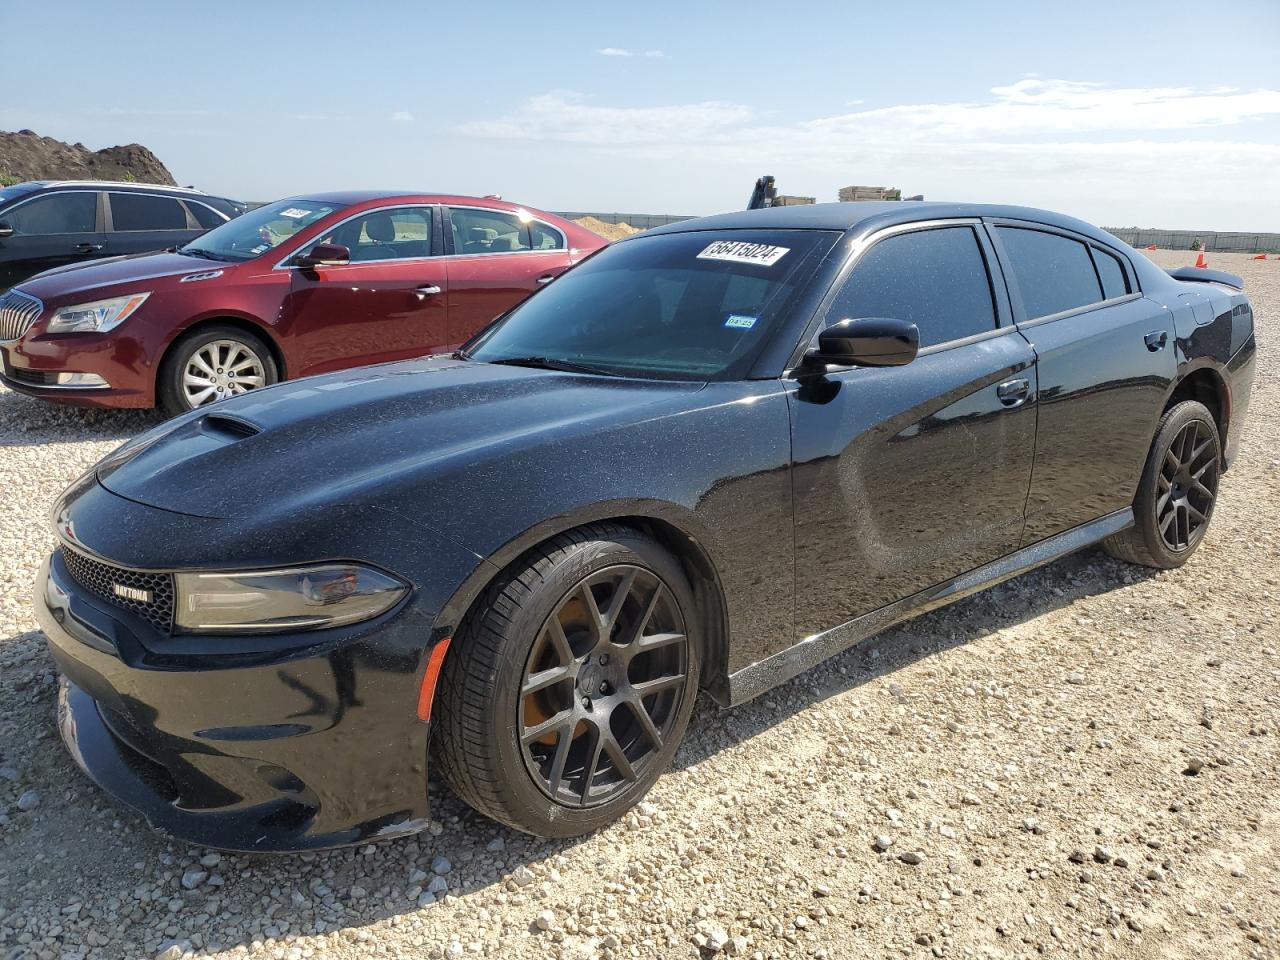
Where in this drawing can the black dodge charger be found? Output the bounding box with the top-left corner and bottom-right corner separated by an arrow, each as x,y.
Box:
38,202 -> 1257,850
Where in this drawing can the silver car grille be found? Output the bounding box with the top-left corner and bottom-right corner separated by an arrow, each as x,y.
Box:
0,290 -> 44,342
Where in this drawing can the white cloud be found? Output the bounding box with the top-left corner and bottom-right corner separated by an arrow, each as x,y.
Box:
596,47 -> 633,57
457,79 -> 1280,227
643,50 -> 666,59
391,110 -> 414,122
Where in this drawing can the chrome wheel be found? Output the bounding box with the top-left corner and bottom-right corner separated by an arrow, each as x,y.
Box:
181,339 -> 266,408
1157,418 -> 1219,552
519,565 -> 689,808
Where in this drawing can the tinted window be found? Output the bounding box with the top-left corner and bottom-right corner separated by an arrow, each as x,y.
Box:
1093,247 -> 1129,299
4,192 -> 96,234
996,227 -> 1102,320
530,221 -> 564,251
186,202 -> 227,230
450,208 -> 531,253
315,207 -> 431,262
110,193 -> 188,231
468,229 -> 838,380
827,226 -> 996,348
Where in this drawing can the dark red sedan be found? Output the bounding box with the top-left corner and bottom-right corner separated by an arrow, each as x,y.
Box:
0,192 -> 606,414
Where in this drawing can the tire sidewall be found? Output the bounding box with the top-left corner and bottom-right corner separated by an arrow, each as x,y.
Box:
1133,400 -> 1221,567
486,533 -> 701,837
159,325 -> 278,417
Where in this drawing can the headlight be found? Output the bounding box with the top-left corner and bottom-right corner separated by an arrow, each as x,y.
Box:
47,293 -> 150,334
174,563 -> 409,634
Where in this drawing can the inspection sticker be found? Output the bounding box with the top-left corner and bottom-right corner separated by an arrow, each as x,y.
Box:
724,314 -> 758,330
697,240 -> 790,267
278,207 -> 312,220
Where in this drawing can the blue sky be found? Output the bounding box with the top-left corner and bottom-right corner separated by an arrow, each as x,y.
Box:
5,1 -> 1279,229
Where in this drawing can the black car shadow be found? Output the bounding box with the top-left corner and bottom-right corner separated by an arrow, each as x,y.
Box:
0,544 -> 1154,955
0,386 -> 162,448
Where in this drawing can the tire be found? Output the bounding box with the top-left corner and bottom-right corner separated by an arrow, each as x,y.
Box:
158,324 -> 279,417
1102,400 -> 1222,569
434,523 -> 701,837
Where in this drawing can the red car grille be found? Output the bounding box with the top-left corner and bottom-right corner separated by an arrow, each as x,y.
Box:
0,290 -> 43,341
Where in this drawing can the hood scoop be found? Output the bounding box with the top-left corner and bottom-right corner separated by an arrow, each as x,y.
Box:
201,412 -> 262,439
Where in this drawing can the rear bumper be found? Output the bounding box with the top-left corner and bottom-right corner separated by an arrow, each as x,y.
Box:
38,551 -> 433,852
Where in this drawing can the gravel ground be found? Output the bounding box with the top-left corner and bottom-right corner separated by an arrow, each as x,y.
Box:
1,250 -> 1277,960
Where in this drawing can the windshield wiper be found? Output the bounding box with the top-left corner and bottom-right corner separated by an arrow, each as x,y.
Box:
181,247 -> 232,262
485,355 -> 616,377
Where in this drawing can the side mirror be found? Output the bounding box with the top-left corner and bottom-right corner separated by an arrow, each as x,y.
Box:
0,222 -> 13,239
806,317 -> 919,368
291,242 -> 350,269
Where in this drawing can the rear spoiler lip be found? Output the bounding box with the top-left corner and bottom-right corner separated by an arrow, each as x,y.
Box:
1167,266 -> 1244,291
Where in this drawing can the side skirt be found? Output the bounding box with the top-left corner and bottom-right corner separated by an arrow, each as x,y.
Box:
726,508 -> 1133,705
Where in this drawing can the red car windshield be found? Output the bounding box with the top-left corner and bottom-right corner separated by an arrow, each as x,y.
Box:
182,199 -> 342,263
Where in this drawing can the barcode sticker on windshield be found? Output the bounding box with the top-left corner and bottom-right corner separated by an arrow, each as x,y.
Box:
697,240 -> 790,267
278,207 -> 312,219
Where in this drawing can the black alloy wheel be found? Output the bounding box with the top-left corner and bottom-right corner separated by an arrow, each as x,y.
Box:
433,524 -> 701,837
518,565 -> 689,807
1156,418 -> 1219,552
1103,399 -> 1221,569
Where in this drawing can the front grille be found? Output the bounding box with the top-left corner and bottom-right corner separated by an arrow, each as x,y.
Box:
7,368 -> 58,386
59,545 -> 175,634
0,289 -> 44,341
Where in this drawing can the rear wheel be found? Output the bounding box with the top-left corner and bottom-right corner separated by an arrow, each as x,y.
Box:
433,524 -> 700,837
158,324 -> 278,417
1103,400 -> 1221,569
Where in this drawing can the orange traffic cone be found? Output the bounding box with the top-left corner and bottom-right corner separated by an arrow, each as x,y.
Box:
1193,252 -> 1208,268
1253,254 -> 1266,260
1146,244 -> 1157,251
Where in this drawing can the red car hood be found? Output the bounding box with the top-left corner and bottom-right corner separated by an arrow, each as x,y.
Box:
16,251 -> 236,303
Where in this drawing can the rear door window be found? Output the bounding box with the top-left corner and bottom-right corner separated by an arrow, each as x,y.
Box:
996,227 -> 1103,320
109,193 -> 189,231
1093,247 -> 1130,299
826,225 -> 997,348
4,192 -> 97,234
450,208 -> 532,254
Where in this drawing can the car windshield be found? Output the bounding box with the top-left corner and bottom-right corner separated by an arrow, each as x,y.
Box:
466,229 -> 838,381
0,183 -> 41,207
180,199 -> 341,262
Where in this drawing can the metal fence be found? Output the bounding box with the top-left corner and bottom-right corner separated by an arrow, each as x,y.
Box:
553,211 -> 695,230
1106,228 -> 1280,254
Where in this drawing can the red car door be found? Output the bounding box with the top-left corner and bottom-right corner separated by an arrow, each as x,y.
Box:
444,205 -> 572,345
283,205 -> 449,377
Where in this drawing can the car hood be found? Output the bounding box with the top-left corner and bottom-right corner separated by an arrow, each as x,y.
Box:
96,356 -> 705,520
17,251 -> 236,301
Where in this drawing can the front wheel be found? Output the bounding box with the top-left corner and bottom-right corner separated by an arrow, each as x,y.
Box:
1103,400 -> 1221,569
433,525 -> 700,837
158,325 -> 278,417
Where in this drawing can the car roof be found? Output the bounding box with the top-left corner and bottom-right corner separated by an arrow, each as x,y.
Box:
641,201 -> 1125,248
283,191 -> 573,220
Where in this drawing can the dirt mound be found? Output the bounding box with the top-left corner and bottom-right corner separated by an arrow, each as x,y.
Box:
573,216 -> 641,242
0,129 -> 176,186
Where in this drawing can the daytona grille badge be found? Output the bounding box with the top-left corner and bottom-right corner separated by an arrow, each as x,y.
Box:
112,583 -> 153,604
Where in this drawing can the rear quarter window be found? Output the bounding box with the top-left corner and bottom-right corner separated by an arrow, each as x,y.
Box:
1093,247 -> 1130,299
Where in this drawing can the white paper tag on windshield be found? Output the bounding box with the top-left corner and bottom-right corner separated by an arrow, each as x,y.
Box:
278,207 -> 311,219
697,240 -> 790,267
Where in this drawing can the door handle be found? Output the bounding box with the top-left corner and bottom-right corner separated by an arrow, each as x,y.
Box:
414,285 -> 442,299
74,242 -> 104,252
996,378 -> 1031,407
536,275 -> 556,285
1144,330 -> 1168,351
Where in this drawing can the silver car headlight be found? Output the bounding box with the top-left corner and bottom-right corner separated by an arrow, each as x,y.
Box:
47,293 -> 151,334
174,563 -> 409,634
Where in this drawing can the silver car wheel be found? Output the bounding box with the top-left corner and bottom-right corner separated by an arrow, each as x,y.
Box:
182,339 -> 266,409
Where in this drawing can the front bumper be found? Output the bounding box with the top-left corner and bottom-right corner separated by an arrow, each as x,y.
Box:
37,551 -> 434,852
1,334 -> 152,407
